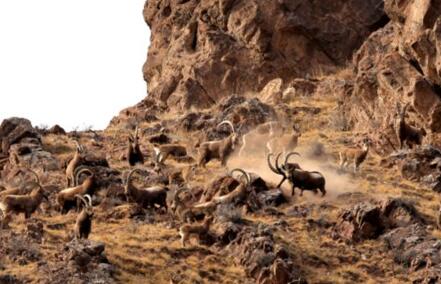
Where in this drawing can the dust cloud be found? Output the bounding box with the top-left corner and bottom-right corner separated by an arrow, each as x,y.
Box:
227,135 -> 359,202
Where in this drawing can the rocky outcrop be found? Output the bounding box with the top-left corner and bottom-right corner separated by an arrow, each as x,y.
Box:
143,0 -> 385,111
345,0 -> 441,148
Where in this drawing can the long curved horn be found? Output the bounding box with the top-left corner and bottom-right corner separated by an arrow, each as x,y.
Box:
74,167 -> 93,186
217,120 -> 235,134
74,141 -> 83,152
230,168 -> 251,186
275,153 -> 284,174
126,168 -> 144,185
75,194 -> 88,208
83,194 -> 92,207
284,152 -> 301,169
134,125 -> 139,138
267,153 -> 281,175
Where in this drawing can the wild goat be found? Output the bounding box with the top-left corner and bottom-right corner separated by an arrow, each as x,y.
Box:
396,103 -> 426,149
339,138 -> 371,173
127,125 -> 144,166
170,187 -> 218,222
154,144 -> 187,164
198,120 -> 237,167
0,167 -> 41,198
66,141 -> 84,187
0,170 -> 48,227
57,167 -> 95,214
179,216 -> 214,247
268,153 -> 326,196
212,168 -> 251,205
124,169 -> 168,210
74,194 -> 93,239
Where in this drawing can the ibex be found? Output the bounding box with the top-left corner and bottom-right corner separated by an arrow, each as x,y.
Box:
57,167 -> 95,214
339,138 -> 371,173
154,144 -> 187,164
66,141 -> 84,187
74,194 -> 93,239
198,120 -> 238,167
0,170 -> 48,228
179,216 -> 214,247
396,103 -> 426,149
268,153 -> 326,196
127,125 -> 144,166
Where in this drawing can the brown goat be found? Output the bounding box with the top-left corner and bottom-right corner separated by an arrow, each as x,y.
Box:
124,169 -> 168,210
66,141 -> 84,187
127,126 -> 144,166
0,170 -> 48,228
198,120 -> 238,167
57,167 -> 95,214
74,194 -> 93,239
339,138 -> 370,173
396,103 -> 426,149
179,216 -> 214,247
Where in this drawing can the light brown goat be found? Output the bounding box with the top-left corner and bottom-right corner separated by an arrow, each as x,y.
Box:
179,216 -> 214,247
65,141 -> 84,187
57,167 -> 95,214
339,138 -> 371,173
0,170 -> 48,228
198,120 -> 238,167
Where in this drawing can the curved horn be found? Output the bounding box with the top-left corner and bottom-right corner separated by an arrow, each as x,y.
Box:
275,153 -> 284,173
126,168 -> 144,185
267,153 -> 281,175
284,152 -> 301,169
74,167 -> 93,186
134,125 -> 139,138
230,168 -> 251,186
83,194 -> 92,207
74,140 -> 83,152
217,120 -> 235,133
75,194 -> 88,208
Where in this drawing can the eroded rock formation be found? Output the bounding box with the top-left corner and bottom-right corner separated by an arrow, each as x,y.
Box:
143,0 -> 385,111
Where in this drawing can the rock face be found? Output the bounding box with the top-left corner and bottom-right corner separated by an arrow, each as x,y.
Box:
344,0 -> 441,148
143,0 -> 385,111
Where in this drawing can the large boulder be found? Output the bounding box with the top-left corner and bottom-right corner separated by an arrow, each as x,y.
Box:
0,118 -> 40,154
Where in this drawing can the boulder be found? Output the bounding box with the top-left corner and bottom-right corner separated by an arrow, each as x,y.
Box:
0,118 -> 40,154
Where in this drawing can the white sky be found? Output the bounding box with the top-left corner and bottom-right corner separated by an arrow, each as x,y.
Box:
0,0 -> 150,130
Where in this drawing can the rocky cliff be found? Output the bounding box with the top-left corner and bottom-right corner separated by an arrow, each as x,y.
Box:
142,0 -> 386,112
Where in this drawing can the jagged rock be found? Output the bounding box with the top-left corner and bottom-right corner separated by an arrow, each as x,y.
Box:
0,118 -> 40,154
334,202 -> 384,242
144,0 -> 385,111
347,0 -> 441,148
47,125 -> 66,135
335,199 -> 424,243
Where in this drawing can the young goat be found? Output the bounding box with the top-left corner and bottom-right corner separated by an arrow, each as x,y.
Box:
127,126 -> 144,166
124,169 -> 168,210
268,153 -> 326,196
179,216 -> 214,247
198,120 -> 237,167
396,103 -> 426,149
74,194 -> 93,239
65,141 -> 84,187
0,170 -> 48,228
57,167 -> 95,214
339,138 -> 371,173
